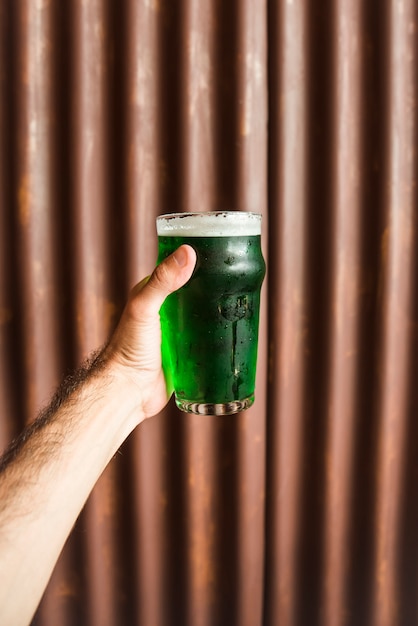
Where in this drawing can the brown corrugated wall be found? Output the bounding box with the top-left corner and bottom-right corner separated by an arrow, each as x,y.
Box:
0,1 -> 417,625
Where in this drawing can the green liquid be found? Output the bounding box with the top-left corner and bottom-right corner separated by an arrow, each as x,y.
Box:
158,235 -> 266,407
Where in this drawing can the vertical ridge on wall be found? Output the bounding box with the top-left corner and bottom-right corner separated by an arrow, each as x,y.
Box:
183,416 -> 221,626
0,0 -> 18,449
297,3 -> 334,619
71,0 -> 114,358
180,0 -> 216,214
265,0 -> 308,623
235,0 -> 267,214
372,1 -> 418,624
13,0 -> 62,422
322,0 -> 363,624
124,0 -> 159,284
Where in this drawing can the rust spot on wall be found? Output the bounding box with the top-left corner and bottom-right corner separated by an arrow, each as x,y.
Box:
17,175 -> 31,228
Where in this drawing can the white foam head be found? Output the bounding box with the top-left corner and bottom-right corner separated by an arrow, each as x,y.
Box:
156,212 -> 262,237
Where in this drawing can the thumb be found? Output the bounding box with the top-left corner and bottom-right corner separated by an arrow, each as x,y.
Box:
134,244 -> 197,316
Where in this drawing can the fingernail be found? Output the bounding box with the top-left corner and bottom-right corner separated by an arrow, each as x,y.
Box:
173,246 -> 187,267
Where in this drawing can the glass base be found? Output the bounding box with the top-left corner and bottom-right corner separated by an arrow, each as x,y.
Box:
175,394 -> 254,416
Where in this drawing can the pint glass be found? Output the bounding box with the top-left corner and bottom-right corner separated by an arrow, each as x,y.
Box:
156,211 -> 266,415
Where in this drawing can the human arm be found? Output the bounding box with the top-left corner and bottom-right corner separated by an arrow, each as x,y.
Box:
0,244 -> 196,626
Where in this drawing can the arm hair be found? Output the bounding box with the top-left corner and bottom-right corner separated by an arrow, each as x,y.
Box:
0,348 -> 107,479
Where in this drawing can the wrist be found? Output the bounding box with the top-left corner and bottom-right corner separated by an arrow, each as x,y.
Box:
102,341 -> 169,420
97,357 -> 147,438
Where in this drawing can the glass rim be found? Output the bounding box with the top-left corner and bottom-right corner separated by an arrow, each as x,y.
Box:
156,211 -> 262,237
157,211 -> 262,219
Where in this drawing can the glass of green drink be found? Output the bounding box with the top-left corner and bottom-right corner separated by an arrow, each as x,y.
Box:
156,211 -> 266,415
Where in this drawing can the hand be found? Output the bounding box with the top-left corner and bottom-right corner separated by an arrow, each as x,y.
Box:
105,244 -> 197,419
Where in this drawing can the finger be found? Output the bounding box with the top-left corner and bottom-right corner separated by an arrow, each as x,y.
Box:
131,245 -> 197,316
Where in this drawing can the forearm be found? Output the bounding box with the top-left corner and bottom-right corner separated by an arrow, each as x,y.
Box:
0,355 -> 141,626
0,244 -> 197,626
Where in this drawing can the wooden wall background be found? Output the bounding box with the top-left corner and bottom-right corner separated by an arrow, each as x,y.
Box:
0,1 -> 417,624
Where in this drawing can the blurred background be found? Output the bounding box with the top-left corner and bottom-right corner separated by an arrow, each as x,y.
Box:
0,1 -> 417,625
